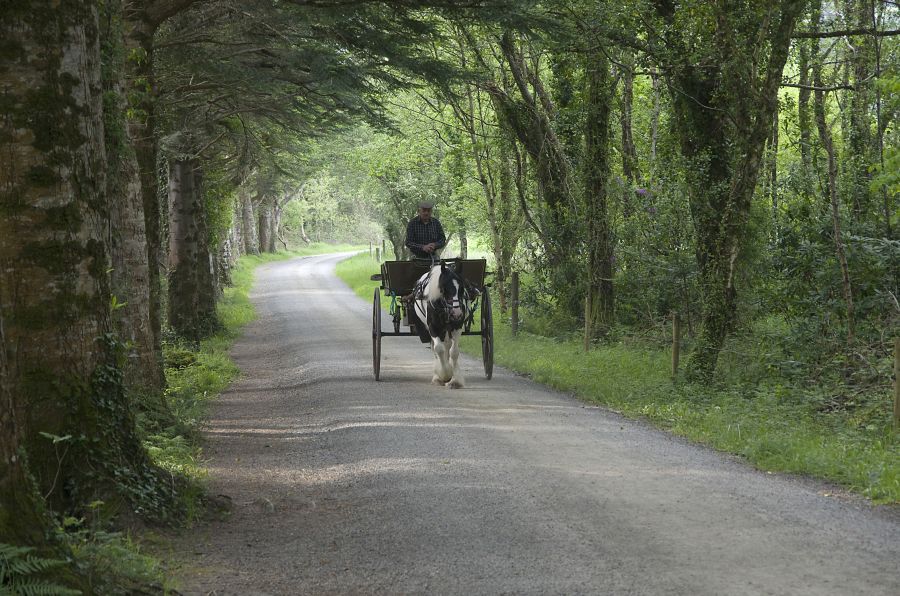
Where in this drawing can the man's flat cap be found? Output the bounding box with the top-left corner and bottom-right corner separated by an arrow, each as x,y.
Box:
418,201 -> 434,209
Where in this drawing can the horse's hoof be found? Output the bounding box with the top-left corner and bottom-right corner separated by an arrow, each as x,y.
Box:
431,377 -> 444,386
446,380 -> 464,389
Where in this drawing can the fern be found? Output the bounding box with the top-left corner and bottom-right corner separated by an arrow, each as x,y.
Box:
0,543 -> 80,596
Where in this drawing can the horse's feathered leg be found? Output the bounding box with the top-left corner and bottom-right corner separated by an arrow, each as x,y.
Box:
431,335 -> 452,384
445,329 -> 465,389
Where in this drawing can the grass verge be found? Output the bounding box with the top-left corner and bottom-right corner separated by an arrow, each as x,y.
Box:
336,252 -> 899,504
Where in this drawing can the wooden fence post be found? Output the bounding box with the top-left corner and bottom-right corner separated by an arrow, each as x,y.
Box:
672,311 -> 681,377
894,337 -> 899,431
382,238 -> 386,258
369,241 -> 373,257
584,292 -> 593,352
375,247 -> 381,262
511,272 -> 519,337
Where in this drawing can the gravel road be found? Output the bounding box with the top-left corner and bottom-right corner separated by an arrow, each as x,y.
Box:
172,253 -> 899,595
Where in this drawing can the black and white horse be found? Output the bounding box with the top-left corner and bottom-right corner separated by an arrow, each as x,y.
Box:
411,263 -> 471,388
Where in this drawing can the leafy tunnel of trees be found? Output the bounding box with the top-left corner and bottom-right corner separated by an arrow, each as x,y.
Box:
1,0 -> 898,586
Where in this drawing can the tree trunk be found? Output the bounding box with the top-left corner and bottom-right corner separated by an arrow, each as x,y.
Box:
299,219 -> 312,245
584,50 -> 615,339
487,144 -> 508,311
258,199 -> 276,253
649,68 -> 661,180
846,0 -> 875,220
123,3 -> 165,382
490,32 -> 573,259
1,1 -> 174,543
241,190 -> 260,255
797,38 -> 814,189
458,220 -> 468,258
101,0 -> 167,397
620,48 -> 641,218
767,110 -> 780,232
168,160 -> 218,340
193,168 -> 219,326
814,69 -> 856,344
274,197 -> 288,251
654,0 -> 805,380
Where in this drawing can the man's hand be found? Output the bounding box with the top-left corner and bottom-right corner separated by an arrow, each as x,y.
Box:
423,243 -> 436,254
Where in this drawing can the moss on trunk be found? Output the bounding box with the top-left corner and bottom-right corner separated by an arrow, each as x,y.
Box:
0,1 -> 180,545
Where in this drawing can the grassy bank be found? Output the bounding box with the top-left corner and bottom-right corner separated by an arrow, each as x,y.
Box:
336,253 -> 899,504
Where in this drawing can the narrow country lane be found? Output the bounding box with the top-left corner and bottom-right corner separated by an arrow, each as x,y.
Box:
172,253 -> 899,595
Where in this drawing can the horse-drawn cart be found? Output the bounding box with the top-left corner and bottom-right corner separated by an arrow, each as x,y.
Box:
372,258 -> 493,381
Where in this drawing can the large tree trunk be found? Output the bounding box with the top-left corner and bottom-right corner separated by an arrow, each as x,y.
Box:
584,50 -> 616,341
655,0 -> 804,380
193,169 -> 219,324
241,190 -> 260,255
258,199 -> 276,253
1,1 -> 173,544
168,160 -> 219,340
102,0 -> 167,397
123,3 -> 166,381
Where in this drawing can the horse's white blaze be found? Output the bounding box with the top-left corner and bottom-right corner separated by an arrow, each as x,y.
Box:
449,279 -> 464,320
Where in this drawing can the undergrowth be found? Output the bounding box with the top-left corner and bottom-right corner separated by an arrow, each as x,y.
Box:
336,253 -> 899,503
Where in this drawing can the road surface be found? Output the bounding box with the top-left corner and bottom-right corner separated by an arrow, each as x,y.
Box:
173,253 -> 899,595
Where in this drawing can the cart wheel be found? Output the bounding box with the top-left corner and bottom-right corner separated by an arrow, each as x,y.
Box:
480,287 -> 493,380
373,289 -> 382,380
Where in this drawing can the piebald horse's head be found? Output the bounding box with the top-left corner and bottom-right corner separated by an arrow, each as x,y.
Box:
425,263 -> 469,323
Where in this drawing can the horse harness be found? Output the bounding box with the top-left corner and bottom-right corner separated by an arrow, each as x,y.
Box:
406,268 -> 476,333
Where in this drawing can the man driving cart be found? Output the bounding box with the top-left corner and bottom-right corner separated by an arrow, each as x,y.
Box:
405,201 -> 446,259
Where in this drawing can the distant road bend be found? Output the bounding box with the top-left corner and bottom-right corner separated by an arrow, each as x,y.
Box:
174,253 -> 900,595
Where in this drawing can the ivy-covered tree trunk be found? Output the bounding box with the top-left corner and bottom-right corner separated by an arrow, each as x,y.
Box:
168,160 -> 218,340
584,50 -> 615,340
0,1 -> 175,542
102,0 -> 167,396
653,0 -> 805,380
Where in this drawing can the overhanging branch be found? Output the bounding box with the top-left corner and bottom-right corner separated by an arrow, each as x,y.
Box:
792,28 -> 900,38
